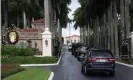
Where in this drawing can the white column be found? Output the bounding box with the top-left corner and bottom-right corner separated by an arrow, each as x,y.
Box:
41,0 -> 52,56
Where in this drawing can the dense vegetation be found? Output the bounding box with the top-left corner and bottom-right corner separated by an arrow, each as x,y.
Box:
73,0 -> 133,61
1,64 -> 25,79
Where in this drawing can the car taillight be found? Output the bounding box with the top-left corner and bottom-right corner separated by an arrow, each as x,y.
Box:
108,58 -> 115,62
88,58 -> 97,62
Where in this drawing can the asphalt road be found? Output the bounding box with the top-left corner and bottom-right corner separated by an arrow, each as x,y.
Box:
31,46 -> 133,80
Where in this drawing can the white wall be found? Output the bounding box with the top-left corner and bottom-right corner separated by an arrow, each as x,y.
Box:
64,36 -> 80,44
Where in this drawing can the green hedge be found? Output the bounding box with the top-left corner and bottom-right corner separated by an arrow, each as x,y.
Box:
1,64 -> 25,79
1,56 -> 58,64
1,45 -> 35,56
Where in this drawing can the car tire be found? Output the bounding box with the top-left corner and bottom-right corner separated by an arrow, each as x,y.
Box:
109,71 -> 115,77
72,52 -> 74,55
74,53 -> 77,57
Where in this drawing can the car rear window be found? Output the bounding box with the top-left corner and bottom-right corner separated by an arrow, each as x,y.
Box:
91,50 -> 113,58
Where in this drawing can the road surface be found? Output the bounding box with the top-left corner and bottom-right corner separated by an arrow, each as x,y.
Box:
31,46 -> 133,80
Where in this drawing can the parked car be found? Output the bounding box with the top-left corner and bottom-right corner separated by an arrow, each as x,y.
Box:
74,46 -> 82,57
71,43 -> 82,55
81,49 -> 115,76
77,46 -> 89,61
68,44 -> 72,51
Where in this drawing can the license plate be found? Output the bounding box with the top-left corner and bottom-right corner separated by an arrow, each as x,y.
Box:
96,59 -> 107,62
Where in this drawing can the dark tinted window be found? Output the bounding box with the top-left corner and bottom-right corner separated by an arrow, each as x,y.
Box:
91,50 -> 113,58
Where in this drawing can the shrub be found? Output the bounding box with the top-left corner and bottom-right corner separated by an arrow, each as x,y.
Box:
1,64 -> 25,79
1,45 -> 35,56
1,56 -> 58,64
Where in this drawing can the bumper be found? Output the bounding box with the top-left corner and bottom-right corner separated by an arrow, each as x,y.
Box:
86,64 -> 115,72
86,68 -> 115,72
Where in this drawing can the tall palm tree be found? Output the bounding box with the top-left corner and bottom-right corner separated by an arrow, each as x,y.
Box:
7,0 -> 42,28
125,0 -> 130,38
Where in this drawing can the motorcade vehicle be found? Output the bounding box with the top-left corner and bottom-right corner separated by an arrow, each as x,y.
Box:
77,46 -> 89,61
81,49 -> 115,76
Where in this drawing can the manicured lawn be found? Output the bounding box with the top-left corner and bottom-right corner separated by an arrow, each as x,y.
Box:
3,68 -> 51,80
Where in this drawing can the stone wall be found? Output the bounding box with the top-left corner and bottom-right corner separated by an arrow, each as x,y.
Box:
17,39 -> 42,52
16,28 -> 42,52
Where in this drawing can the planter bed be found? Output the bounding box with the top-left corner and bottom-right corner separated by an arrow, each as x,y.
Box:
1,56 -> 58,64
1,64 -> 25,79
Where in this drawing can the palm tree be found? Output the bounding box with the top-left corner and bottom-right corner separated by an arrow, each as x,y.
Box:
113,0 -> 119,58
7,0 -> 42,28
3,0 -> 8,28
125,0 -> 130,38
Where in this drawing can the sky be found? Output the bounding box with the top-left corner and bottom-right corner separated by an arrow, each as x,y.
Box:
62,0 -> 81,37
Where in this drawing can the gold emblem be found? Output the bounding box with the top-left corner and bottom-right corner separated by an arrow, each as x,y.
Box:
9,32 -> 16,43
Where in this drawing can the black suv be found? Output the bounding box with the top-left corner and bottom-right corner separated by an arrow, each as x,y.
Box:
81,49 -> 115,76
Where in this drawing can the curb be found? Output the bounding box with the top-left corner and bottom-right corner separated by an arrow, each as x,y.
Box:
20,53 -> 62,67
48,72 -> 54,80
116,62 -> 133,68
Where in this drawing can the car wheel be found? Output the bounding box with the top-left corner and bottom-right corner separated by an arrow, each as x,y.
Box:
72,52 -> 74,55
74,53 -> 77,57
109,71 -> 115,77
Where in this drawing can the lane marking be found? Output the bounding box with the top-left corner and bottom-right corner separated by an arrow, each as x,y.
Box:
116,62 -> 133,68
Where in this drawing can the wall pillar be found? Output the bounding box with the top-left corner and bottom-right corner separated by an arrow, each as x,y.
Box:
41,0 -> 52,56
42,28 -> 52,56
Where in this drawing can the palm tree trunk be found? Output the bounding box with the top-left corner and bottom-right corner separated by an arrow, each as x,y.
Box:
114,0 -> 119,58
87,23 -> 90,46
0,0 -> 2,29
103,13 -> 107,48
80,27 -> 83,43
97,16 -> 100,48
120,0 -> 125,40
110,1 -> 115,53
23,11 -> 27,28
27,18 -> 30,28
125,0 -> 130,38
108,5 -> 111,50
94,19 -> 97,47
4,0 -> 8,28
120,0 -> 125,57
17,14 -> 20,27
83,26 -> 86,44
85,26 -> 87,45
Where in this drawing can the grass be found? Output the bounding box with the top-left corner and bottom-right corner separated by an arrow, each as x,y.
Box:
3,68 -> 51,80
